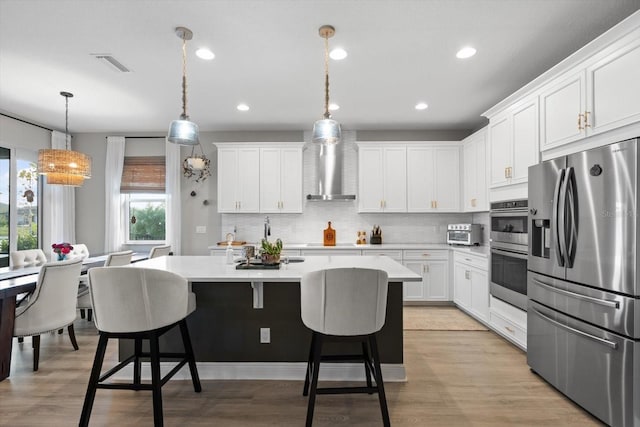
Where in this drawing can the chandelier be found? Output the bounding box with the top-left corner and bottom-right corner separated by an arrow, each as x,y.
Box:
167,26 -> 199,145
312,25 -> 341,145
37,92 -> 92,186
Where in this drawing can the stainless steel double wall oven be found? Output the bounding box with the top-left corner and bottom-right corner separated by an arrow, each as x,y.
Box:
489,199 -> 528,310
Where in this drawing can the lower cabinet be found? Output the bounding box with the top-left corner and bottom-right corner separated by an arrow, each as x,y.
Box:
453,252 -> 489,323
402,250 -> 449,302
489,295 -> 527,350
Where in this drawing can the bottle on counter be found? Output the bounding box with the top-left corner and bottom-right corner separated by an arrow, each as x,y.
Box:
225,242 -> 234,264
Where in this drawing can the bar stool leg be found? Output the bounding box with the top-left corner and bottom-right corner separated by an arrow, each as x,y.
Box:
369,334 -> 390,427
305,333 -> 323,427
80,333 -> 109,427
68,324 -> 79,350
149,333 -> 164,427
133,337 -> 142,387
362,340 -> 373,392
179,319 -> 201,392
303,332 -> 317,396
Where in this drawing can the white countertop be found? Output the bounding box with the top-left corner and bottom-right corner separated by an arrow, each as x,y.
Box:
209,243 -> 490,257
132,255 -> 422,283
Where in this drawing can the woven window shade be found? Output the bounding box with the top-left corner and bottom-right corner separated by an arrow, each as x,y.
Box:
120,156 -> 165,193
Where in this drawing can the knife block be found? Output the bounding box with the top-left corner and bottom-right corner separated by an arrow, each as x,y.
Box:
370,235 -> 382,245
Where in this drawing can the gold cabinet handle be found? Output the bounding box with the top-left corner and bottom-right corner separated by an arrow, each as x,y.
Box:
578,113 -> 584,131
471,198 -> 476,207
584,111 -> 591,128
504,167 -> 508,179
425,264 -> 430,273
465,270 -> 470,280
505,326 -> 515,334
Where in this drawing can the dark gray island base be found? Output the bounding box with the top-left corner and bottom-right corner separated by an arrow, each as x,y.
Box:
120,281 -> 403,364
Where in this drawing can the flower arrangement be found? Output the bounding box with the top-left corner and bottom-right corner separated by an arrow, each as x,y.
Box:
52,242 -> 73,260
260,238 -> 282,265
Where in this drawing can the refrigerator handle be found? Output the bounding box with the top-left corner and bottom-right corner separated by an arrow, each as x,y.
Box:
531,307 -> 618,350
565,167 -> 577,268
552,168 -> 566,267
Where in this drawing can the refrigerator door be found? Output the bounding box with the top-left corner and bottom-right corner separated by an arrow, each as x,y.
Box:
527,157 -> 566,280
565,138 -> 638,295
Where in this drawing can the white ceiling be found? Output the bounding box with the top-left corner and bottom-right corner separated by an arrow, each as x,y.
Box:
1,0 -> 638,135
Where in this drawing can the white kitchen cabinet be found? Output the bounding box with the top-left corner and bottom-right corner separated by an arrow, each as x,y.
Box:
540,35 -> 640,151
402,249 -> 449,302
462,129 -> 488,212
358,145 -> 407,212
490,295 -> 527,350
488,97 -> 539,189
300,248 -> 361,256
259,146 -> 303,213
217,146 -> 260,213
407,145 -> 460,212
453,252 -> 489,322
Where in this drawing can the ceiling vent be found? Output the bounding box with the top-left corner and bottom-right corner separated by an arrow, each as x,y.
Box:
90,54 -> 131,73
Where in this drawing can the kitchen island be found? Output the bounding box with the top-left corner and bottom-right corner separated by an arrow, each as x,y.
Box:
124,255 -> 421,381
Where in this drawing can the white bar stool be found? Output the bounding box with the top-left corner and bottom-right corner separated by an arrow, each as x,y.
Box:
300,267 -> 390,427
79,267 -> 201,427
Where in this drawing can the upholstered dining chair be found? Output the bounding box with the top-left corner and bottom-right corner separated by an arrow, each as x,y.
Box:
300,268 -> 390,427
148,244 -> 171,258
67,243 -> 90,260
12,258 -> 84,371
79,267 -> 201,427
10,248 -> 48,267
77,250 -> 133,322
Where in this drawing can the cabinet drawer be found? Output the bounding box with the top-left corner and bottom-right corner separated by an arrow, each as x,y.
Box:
362,249 -> 402,261
403,249 -> 448,260
453,252 -> 487,271
490,310 -> 527,349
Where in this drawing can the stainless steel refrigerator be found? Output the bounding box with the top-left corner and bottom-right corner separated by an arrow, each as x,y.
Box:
527,137 -> 639,426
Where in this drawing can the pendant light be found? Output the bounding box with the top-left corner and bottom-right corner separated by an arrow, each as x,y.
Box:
312,25 -> 342,145
37,92 -> 92,186
167,26 -> 199,145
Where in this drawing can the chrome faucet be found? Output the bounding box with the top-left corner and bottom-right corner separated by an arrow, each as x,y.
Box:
264,216 -> 271,240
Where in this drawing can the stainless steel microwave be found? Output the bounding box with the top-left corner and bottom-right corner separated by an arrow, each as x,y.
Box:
447,224 -> 482,246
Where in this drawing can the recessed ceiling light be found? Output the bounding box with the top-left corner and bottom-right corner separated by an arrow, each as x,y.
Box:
195,48 -> 215,60
237,103 -> 250,111
415,102 -> 428,110
328,103 -> 340,111
456,46 -> 476,59
329,48 -> 347,60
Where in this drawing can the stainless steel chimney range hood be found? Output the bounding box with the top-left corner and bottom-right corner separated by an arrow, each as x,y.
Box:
306,143 -> 356,200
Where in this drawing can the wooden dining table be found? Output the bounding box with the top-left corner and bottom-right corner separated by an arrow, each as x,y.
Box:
0,252 -> 148,381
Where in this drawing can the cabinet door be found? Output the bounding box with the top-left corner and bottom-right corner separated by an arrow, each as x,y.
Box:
259,148 -> 282,212
433,147 -> 460,211
237,148 -> 260,212
539,71 -> 586,150
217,148 -> 239,213
425,260 -> 449,301
463,138 -> 477,211
279,147 -> 303,213
470,269 -> 489,322
358,147 -> 384,212
407,146 -> 435,212
382,147 -> 407,212
453,263 -> 471,308
488,115 -> 511,188
475,134 -> 488,210
403,261 -> 426,301
511,99 -> 538,184
587,37 -> 640,136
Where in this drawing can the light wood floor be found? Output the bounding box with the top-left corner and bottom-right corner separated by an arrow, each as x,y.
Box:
0,313 -> 601,426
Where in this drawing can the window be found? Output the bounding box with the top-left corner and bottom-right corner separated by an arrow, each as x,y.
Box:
0,148 -> 9,266
16,159 -> 39,250
120,156 -> 166,244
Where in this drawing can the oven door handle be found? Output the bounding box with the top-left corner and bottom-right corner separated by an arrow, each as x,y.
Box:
489,209 -> 529,217
490,247 -> 528,260
553,168 -> 566,267
531,306 -> 618,350
532,278 -> 619,309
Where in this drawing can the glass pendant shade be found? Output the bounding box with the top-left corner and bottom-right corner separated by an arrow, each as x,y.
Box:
168,119 -> 199,145
312,118 -> 342,145
38,148 -> 92,186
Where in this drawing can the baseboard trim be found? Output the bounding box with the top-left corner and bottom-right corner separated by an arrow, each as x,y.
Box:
113,362 -> 407,382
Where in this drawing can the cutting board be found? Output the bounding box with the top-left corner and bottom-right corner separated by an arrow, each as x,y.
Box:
216,241 -> 247,246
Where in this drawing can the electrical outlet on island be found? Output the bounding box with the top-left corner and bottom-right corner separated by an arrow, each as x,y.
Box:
260,327 -> 270,344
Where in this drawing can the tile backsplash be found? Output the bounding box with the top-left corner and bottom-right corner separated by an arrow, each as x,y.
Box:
221,131 -> 488,245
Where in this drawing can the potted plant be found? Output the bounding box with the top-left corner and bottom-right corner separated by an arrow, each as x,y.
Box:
260,238 -> 282,265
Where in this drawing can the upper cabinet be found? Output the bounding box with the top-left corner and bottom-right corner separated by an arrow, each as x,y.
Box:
407,144 -> 460,212
259,146 -> 303,213
215,142 -> 303,213
358,144 -> 407,213
541,36 -> 640,151
462,128 -> 488,212
488,96 -> 539,190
